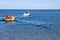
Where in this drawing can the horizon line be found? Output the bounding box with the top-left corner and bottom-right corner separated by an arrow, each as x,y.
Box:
0,8 -> 60,10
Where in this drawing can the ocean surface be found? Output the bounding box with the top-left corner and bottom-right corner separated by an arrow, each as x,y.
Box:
0,9 -> 60,40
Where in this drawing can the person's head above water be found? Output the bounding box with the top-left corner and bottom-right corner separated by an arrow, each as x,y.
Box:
6,15 -> 14,18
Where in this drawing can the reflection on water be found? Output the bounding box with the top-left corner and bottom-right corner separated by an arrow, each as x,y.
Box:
5,21 -> 15,25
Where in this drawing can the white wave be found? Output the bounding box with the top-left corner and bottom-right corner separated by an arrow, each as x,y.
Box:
18,20 -> 48,25
0,17 -> 5,19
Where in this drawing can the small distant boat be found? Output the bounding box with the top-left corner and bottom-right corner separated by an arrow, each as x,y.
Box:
23,12 -> 30,16
5,15 -> 15,21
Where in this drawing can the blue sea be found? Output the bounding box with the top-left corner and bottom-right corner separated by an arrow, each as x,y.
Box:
0,9 -> 60,40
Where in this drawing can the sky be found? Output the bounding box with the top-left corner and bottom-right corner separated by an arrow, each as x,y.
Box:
0,0 -> 60,9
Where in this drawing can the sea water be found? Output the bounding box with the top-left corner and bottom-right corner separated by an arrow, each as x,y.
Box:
0,9 -> 60,40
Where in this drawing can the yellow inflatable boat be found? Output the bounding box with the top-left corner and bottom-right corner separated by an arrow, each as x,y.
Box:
5,15 -> 15,21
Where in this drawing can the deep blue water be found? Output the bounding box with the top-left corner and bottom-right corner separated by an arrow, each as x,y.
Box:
0,9 -> 60,40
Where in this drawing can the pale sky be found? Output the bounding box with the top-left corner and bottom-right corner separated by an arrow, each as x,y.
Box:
0,0 -> 60,9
